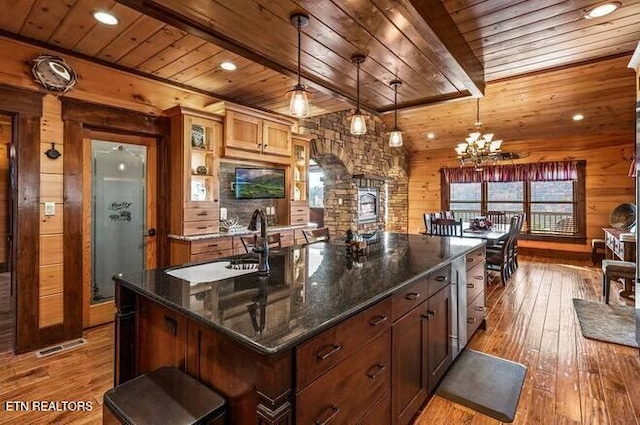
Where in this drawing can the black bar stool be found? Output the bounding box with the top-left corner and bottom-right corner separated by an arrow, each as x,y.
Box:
103,367 -> 226,425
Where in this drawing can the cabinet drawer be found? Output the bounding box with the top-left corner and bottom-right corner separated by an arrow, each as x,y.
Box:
191,238 -> 233,254
184,208 -> 219,222
183,220 -> 218,236
190,249 -> 233,263
357,390 -> 390,425
277,230 -> 294,248
465,262 -> 485,305
296,297 -> 392,390
467,291 -> 485,339
392,277 -> 428,322
466,248 -> 486,271
296,330 -> 391,425
428,264 -> 452,297
294,229 -> 308,245
290,215 -> 309,225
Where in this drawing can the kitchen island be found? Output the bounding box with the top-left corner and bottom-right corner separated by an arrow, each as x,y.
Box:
113,232 -> 486,425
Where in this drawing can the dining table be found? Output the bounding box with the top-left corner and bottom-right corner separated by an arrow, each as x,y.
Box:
461,223 -> 511,245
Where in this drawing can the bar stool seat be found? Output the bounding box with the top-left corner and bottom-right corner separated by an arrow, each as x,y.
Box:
601,260 -> 635,304
103,366 -> 226,425
591,239 -> 605,266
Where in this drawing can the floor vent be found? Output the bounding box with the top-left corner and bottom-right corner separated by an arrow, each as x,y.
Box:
35,338 -> 87,358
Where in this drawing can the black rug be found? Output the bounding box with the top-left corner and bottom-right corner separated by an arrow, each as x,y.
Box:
573,298 -> 638,348
436,349 -> 527,423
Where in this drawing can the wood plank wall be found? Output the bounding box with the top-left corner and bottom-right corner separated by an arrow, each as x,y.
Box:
408,58 -> 636,254
0,116 -> 9,268
39,96 -> 64,328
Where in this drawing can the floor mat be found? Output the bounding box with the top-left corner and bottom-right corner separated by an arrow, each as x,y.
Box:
573,298 -> 638,348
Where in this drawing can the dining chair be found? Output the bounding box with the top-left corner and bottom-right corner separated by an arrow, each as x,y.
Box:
302,227 -> 330,244
430,218 -> 463,237
486,215 -> 520,284
240,233 -> 282,253
483,211 -> 507,225
424,211 -> 456,234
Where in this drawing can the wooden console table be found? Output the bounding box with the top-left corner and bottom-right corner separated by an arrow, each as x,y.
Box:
603,228 -> 636,297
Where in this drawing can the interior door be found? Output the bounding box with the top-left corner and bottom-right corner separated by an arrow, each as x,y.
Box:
83,131 -> 157,328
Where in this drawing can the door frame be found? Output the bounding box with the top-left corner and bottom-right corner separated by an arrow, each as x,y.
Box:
82,130 -> 158,328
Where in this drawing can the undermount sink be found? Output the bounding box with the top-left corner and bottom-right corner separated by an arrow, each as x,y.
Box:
166,259 -> 258,285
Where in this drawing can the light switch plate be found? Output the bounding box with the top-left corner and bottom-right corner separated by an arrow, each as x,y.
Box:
220,207 -> 228,220
44,202 -> 55,216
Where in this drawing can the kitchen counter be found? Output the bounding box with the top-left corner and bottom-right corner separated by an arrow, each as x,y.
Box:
115,233 -> 484,355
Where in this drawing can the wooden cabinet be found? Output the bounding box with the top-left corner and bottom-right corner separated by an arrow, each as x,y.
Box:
465,247 -> 486,340
166,106 -> 222,237
209,102 -> 294,165
391,273 -> 452,425
169,236 -> 235,265
290,133 -> 310,226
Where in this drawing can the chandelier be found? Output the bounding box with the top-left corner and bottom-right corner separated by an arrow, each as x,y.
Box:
454,98 -> 503,171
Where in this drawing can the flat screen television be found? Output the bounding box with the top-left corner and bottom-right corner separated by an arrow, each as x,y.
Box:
235,167 -> 286,199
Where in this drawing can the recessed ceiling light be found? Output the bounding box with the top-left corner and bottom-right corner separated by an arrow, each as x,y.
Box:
573,113 -> 585,121
93,11 -> 119,25
585,2 -> 620,19
220,62 -> 237,71
427,133 -> 435,139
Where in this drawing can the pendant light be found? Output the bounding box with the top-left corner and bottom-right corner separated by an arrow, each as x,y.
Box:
288,13 -> 310,118
388,79 -> 403,147
350,54 -> 367,135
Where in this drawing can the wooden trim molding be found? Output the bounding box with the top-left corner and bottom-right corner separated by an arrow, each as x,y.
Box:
0,84 -> 43,117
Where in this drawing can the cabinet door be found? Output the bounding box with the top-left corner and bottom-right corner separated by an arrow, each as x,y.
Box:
391,304 -> 428,425
427,284 -> 452,393
225,110 -> 263,153
184,115 -> 219,207
263,120 -> 291,157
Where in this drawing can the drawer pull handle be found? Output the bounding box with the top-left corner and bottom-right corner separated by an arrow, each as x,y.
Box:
427,310 -> 436,316
366,364 -> 386,379
317,344 -> 342,360
315,406 -> 340,425
404,292 -> 420,301
421,313 -> 430,320
476,306 -> 485,312
468,317 -> 477,323
197,212 -> 208,216
467,283 -> 475,288
207,244 -> 218,248
435,275 -> 448,282
474,275 -> 483,280
197,226 -> 208,230
368,315 -> 388,326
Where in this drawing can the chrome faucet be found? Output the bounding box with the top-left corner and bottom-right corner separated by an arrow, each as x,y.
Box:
248,209 -> 269,275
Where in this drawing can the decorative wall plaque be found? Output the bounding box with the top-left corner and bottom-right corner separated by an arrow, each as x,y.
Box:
32,55 -> 78,93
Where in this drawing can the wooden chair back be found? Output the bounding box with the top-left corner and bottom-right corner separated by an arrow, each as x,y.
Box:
240,233 -> 282,253
424,211 -> 455,234
430,218 -> 463,237
302,227 -> 330,244
483,211 -> 508,225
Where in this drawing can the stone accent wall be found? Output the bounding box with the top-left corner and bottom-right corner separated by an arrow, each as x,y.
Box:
300,110 -> 409,236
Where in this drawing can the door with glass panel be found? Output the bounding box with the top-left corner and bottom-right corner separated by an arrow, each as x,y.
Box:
83,132 -> 156,327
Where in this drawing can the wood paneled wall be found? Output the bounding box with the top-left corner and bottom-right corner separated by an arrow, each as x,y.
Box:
0,117 -> 10,268
408,58 -> 637,254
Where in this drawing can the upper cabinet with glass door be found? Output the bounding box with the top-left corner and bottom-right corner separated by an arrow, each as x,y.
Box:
290,133 -> 310,226
166,106 -> 222,236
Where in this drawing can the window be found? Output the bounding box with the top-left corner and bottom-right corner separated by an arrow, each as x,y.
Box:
442,161 -> 585,241
309,161 -> 324,208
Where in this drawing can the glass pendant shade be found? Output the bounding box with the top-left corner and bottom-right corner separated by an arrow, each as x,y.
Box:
350,112 -> 367,135
289,85 -> 309,117
389,129 -> 403,147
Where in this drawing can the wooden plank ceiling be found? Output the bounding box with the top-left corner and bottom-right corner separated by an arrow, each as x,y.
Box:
0,0 -> 637,148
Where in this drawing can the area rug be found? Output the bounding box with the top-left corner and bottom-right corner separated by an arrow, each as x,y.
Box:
572,298 -> 638,348
436,349 -> 527,423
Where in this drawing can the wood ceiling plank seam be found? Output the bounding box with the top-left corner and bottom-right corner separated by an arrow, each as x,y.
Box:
485,37 -> 640,77
293,0 -> 450,98
116,24 -> 187,68
212,64 -> 285,96
158,0 -> 395,107
444,0 -> 529,23
391,0 -> 485,97
19,0 -> 78,42
114,0 -> 374,112
480,17 -> 640,65
171,50 -> 247,84
94,14 -> 166,63
465,4 -> 640,52
0,0 -> 37,34
135,34 -> 208,74
442,0 -> 493,15
71,2 -> 143,56
151,43 -> 226,79
45,0 -> 107,49
454,0 -> 574,35
220,73 -> 294,100
469,8 -> 640,60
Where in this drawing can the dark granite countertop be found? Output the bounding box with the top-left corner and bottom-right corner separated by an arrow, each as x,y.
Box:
114,232 -> 484,355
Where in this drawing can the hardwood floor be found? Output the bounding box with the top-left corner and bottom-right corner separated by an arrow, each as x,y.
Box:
0,272 -> 13,354
0,256 -> 637,424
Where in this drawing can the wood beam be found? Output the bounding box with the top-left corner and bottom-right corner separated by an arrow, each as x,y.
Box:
400,0 -> 485,98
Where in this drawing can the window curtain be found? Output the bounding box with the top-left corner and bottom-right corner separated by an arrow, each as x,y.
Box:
441,161 -> 581,183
